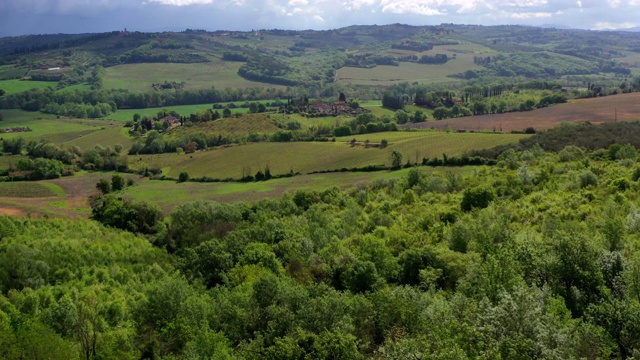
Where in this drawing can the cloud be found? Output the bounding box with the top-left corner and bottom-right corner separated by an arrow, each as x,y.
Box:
379,0 -> 446,16
510,11 -> 553,19
147,0 -> 214,5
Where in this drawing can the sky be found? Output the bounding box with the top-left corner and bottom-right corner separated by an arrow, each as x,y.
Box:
1,0 -> 640,37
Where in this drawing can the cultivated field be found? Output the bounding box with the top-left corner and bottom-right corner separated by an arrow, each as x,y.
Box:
122,166 -> 474,213
128,132 -> 527,179
107,102 -> 262,122
0,165 -> 475,216
336,44 -> 484,86
0,110 -> 120,143
0,79 -> 56,94
171,114 -> 280,138
0,172 -> 141,218
103,61 -> 285,91
407,92 -> 640,132
63,126 -> 133,150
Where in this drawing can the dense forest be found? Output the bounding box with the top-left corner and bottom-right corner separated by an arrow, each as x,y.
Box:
3,135 -> 640,358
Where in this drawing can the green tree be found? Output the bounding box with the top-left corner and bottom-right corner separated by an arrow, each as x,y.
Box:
433,106 -> 451,120
96,179 -> 111,194
111,174 -> 125,191
461,187 -> 495,212
390,150 -> 403,170
178,171 -> 190,183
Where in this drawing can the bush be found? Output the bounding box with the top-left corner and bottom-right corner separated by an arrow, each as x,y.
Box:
91,195 -> 163,235
579,170 -> 598,188
461,187 -> 495,212
178,171 -> 190,183
111,174 -> 125,191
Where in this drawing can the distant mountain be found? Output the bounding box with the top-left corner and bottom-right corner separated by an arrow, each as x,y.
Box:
618,26 -> 640,32
538,24 -> 575,30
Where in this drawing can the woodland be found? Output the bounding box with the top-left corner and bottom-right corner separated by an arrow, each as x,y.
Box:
2,23 -> 640,359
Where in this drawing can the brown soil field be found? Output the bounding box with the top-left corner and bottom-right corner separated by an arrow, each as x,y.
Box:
405,92 -> 640,132
0,173 -> 143,219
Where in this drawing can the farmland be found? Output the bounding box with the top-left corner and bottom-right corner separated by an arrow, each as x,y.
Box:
336,44 -> 485,86
107,102 -> 261,122
408,91 -> 640,132
128,132 -> 528,179
0,109 -> 121,143
170,113 -> 280,137
0,79 -> 56,94
103,61 -> 285,91
122,166 -> 473,213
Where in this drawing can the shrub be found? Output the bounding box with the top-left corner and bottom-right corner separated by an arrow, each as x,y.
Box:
579,170 -> 598,188
178,171 -> 190,183
461,187 -> 495,212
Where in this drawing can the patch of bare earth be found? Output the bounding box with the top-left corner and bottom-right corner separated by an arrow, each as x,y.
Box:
405,92 -> 640,132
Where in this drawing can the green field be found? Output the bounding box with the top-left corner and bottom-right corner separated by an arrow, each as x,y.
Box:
171,114 -> 280,138
57,83 -> 92,92
64,126 -> 133,150
336,44 -> 485,86
128,132 -> 528,179
0,109 -> 124,145
103,61 -> 285,91
107,103 -> 258,122
123,166 -> 474,212
0,182 -> 65,198
0,79 -> 56,94
0,155 -> 28,169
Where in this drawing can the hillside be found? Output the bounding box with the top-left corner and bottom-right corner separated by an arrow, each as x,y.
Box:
1,24 -> 639,93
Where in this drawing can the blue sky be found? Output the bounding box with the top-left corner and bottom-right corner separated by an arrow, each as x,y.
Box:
1,0 -> 639,36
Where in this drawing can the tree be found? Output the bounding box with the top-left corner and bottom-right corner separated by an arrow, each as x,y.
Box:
111,174 -> 125,191
178,171 -> 190,183
222,108 -> 232,118
390,150 -> 403,170
433,106 -> 451,120
395,110 -> 409,124
412,110 -> 427,123
96,179 -> 111,194
461,187 -> 495,212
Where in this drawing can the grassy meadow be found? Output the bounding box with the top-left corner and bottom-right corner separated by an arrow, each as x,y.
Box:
63,126 -> 133,150
103,61 -> 284,91
120,166 -> 475,213
170,114 -> 280,138
128,131 -> 528,179
0,110 -> 131,150
0,182 -> 65,198
107,102 -> 260,122
336,44 -> 485,86
0,79 -> 56,94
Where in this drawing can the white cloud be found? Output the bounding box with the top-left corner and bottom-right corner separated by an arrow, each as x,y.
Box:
510,11 -> 553,19
380,0 -> 445,16
147,0 -> 214,5
342,0 -> 376,11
